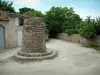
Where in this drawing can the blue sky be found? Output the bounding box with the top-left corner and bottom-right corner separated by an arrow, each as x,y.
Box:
6,0 -> 100,19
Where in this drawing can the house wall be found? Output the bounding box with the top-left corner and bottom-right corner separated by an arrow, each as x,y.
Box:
58,33 -> 100,46
0,26 -> 4,49
16,26 -> 23,47
0,17 -> 18,49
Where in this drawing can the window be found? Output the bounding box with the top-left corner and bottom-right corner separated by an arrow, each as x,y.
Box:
19,18 -> 24,26
15,18 -> 24,26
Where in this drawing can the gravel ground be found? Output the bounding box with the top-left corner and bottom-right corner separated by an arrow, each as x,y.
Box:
0,39 -> 100,75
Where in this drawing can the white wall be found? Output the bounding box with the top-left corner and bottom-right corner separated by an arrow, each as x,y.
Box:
18,30 -> 22,47
15,18 -> 19,26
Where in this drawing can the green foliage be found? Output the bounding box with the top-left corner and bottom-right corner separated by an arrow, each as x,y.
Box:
22,11 -> 44,18
95,17 -> 100,35
86,44 -> 100,51
62,14 -> 82,33
19,7 -> 34,14
45,7 -> 64,37
19,6 -> 100,39
45,6 -> 81,37
79,17 -> 97,38
0,0 -> 15,13
65,29 -> 78,35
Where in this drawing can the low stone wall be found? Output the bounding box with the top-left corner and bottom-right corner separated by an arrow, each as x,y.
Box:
58,33 -> 100,46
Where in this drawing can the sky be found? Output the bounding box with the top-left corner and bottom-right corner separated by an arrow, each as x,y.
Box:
5,0 -> 100,19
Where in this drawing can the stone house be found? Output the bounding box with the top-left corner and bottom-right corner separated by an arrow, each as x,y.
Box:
0,11 -> 48,49
0,11 -> 22,49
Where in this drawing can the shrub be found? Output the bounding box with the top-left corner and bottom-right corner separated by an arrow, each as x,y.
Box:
79,26 -> 96,39
95,17 -> 100,35
86,44 -> 100,51
79,17 -> 97,39
65,29 -> 78,35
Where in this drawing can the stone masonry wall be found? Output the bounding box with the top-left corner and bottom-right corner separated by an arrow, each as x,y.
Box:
58,33 -> 100,46
22,17 -> 46,53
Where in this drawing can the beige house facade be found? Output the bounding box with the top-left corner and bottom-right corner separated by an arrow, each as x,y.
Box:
0,11 -> 18,49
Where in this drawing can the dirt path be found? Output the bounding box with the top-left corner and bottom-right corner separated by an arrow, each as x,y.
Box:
0,39 -> 100,75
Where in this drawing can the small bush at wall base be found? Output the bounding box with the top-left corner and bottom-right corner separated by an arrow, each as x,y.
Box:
65,29 -> 78,35
86,44 -> 100,51
79,28 -> 96,39
79,17 -> 97,39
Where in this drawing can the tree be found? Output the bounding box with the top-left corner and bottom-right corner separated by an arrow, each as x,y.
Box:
19,7 -> 34,14
45,6 -> 66,37
79,17 -> 97,39
0,0 -> 15,13
95,17 -> 100,35
45,6 -> 81,37
22,11 -> 44,18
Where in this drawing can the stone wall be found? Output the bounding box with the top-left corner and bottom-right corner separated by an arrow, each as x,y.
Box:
0,17 -> 18,49
58,33 -> 100,46
22,17 -> 46,53
16,26 -> 48,43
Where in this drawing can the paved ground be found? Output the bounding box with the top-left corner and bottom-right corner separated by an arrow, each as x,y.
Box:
0,39 -> 100,75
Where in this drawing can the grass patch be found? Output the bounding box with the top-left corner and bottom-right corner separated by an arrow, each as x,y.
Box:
86,44 -> 100,51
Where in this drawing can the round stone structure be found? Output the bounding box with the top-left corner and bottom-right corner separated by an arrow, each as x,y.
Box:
13,17 -> 57,61
22,17 -> 46,53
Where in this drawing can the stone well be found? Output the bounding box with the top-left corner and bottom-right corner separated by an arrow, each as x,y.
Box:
13,17 -> 57,61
